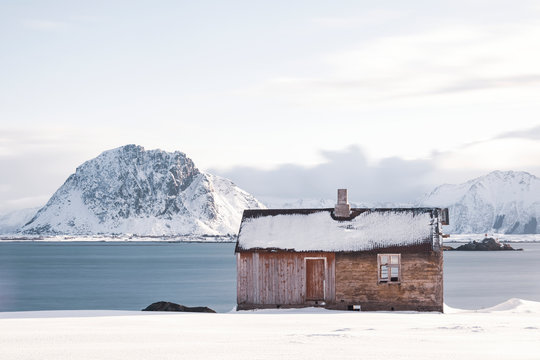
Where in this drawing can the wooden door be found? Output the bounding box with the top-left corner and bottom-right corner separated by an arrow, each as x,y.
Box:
306,259 -> 325,300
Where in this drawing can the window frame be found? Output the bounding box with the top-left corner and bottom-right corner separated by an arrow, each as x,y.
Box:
377,253 -> 401,284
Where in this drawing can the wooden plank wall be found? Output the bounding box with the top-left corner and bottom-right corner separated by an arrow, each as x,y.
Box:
237,252 -> 335,307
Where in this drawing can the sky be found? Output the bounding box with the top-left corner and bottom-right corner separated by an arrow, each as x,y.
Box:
1,0 -> 540,212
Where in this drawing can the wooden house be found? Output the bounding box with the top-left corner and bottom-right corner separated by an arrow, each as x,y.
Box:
235,189 -> 449,312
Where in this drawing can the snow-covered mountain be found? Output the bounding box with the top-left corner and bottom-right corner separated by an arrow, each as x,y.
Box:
10,149 -> 540,236
20,145 -> 265,236
418,171 -> 540,234
262,171 -> 540,234
0,207 -> 40,234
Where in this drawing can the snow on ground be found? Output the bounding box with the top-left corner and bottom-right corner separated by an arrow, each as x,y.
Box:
1,299 -> 539,360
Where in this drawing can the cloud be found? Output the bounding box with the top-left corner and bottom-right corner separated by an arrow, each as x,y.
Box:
0,128 -> 81,157
427,125 -> 540,176
425,75 -> 540,96
258,22 -> 540,107
2,195 -> 50,210
268,73 -> 540,105
0,148 -> 80,212
494,125 -> 540,141
439,124 -> 540,152
21,19 -> 69,30
214,136 -> 540,205
0,128 -> 91,212
212,146 -> 435,204
311,10 -> 405,29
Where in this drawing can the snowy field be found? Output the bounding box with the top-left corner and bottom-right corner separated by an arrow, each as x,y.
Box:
1,299 -> 539,360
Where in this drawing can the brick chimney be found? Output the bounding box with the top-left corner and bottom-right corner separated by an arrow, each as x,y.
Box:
334,189 -> 351,218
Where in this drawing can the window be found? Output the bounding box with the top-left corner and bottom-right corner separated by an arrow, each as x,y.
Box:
378,254 -> 400,283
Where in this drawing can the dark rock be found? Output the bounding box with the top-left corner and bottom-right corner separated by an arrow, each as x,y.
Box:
142,301 -> 216,313
455,237 -> 521,251
523,217 -> 538,234
492,214 -> 505,230
508,221 -> 521,234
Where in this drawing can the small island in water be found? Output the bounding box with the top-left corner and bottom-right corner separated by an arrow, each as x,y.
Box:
445,237 -> 523,251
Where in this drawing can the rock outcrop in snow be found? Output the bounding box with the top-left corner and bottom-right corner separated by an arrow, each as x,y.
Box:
21,145 -> 265,236
418,171 -> 540,234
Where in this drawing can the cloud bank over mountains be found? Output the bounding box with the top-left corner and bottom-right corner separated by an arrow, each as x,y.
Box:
214,143 -> 540,205
214,146 -> 435,203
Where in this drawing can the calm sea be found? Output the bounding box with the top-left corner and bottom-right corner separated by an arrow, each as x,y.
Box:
0,241 -> 539,312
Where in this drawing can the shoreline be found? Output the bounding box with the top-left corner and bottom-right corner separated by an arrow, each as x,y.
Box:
2,298 -> 540,316
0,235 -> 237,243
1,233 -> 540,243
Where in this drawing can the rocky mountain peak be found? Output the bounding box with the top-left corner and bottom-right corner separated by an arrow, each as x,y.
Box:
419,170 -> 540,234
21,145 -> 264,236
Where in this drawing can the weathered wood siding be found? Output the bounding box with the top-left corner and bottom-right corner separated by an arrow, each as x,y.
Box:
237,252 -> 335,309
334,252 -> 443,312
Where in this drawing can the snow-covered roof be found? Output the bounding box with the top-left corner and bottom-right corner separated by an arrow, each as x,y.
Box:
236,208 -> 443,252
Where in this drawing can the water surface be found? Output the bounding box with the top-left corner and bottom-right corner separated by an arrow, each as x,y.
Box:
1,241 -> 539,312
444,242 -> 540,309
0,242 -> 236,313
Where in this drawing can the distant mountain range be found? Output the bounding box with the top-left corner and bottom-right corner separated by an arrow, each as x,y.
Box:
263,171 -> 540,234
0,207 -> 40,234
0,145 -> 538,235
418,170 -> 540,234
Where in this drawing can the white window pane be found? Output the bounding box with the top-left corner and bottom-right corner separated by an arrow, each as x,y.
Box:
380,255 -> 388,264
380,266 -> 388,279
390,255 -> 399,264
